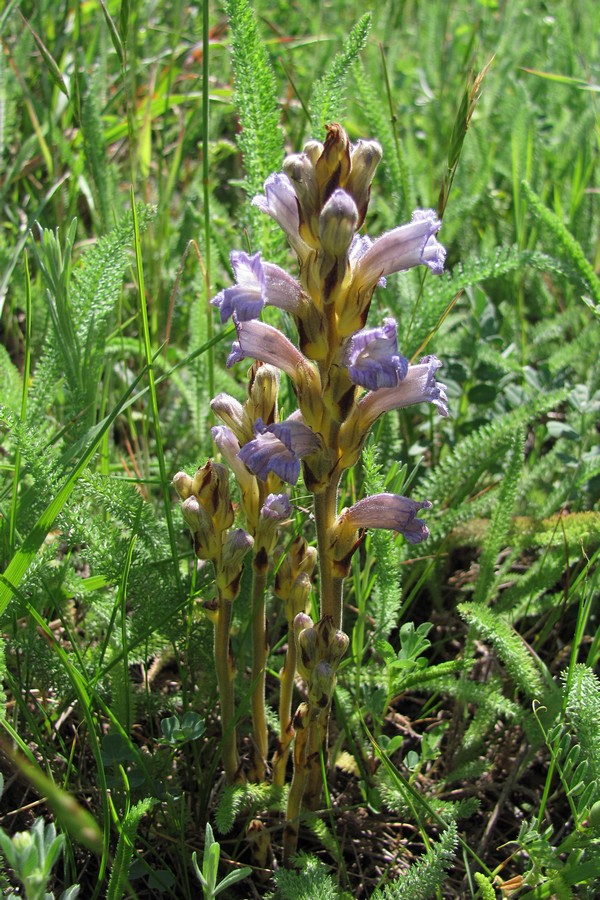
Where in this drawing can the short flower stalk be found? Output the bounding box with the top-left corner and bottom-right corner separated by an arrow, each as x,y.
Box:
173,125 -> 448,861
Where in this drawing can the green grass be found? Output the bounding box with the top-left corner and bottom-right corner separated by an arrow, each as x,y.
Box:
0,0 -> 599,897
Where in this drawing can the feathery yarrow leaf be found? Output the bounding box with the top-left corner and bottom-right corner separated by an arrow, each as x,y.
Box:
308,14 -> 372,139
458,602 -> 544,699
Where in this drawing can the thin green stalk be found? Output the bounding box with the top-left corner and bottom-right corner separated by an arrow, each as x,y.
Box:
202,0 -> 215,406
249,568 -> 269,782
9,252 -> 32,554
131,194 -> 182,599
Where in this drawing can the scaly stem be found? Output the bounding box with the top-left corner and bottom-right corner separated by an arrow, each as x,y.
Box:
283,703 -> 311,866
313,478 -> 343,629
249,569 -> 268,782
303,705 -> 328,811
213,592 -> 241,783
273,630 -> 297,786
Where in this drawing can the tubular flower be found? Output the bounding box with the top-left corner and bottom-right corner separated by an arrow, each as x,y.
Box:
238,415 -> 321,485
329,493 -> 433,574
254,493 -> 292,573
211,425 -> 260,524
355,355 -> 448,429
212,251 -> 305,323
337,356 -> 447,469
227,319 -> 309,383
342,318 -> 408,390
210,393 -> 253,445
252,173 -> 310,259
355,209 -> 446,287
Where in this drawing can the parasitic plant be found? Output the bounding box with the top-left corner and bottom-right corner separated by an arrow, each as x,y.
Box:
173,124 -> 448,862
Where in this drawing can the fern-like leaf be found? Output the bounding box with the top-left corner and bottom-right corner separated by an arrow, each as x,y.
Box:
421,389 -> 568,518
308,14 -> 372,140
215,782 -> 284,834
106,798 -> 157,900
458,602 -> 544,699
224,0 -> 284,249
371,822 -> 458,899
266,852 -> 343,900
522,181 -> 600,307
564,665 -> 600,788
473,430 -> 524,605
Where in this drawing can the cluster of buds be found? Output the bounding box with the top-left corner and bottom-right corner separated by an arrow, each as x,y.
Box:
173,461 -> 251,602
294,613 -> 349,711
273,535 -> 317,624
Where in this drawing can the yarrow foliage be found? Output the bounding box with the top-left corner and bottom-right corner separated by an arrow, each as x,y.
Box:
173,125 -> 448,859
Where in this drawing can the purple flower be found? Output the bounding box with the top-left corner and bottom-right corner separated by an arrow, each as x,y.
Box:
357,355 -> 448,429
252,173 -> 309,258
211,251 -> 304,323
238,415 -> 321,484
342,493 -> 432,544
355,209 -> 445,287
342,318 -> 408,390
227,319 -> 307,381
211,424 -> 252,483
349,235 -> 386,287
261,492 -> 291,520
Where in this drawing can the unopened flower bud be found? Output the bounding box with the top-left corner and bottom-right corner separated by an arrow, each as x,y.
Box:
211,393 -> 252,445
302,140 -> 324,165
254,493 -> 291,572
346,140 -> 382,227
181,496 -> 220,560
308,660 -> 336,709
218,528 -> 254,600
285,572 -> 311,622
222,528 -> 254,569
318,189 -> 358,258
247,362 -> 280,426
329,629 -> 350,664
316,123 -> 351,191
291,536 -> 318,577
283,153 -> 319,243
192,461 -> 234,532
294,612 -> 313,634
172,471 -> 193,500
297,626 -> 318,678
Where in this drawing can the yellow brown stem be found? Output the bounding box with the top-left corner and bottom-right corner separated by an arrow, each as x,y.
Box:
283,703 -> 311,866
249,569 -> 269,782
213,592 -> 241,783
272,632 -> 298,786
314,480 -> 343,630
